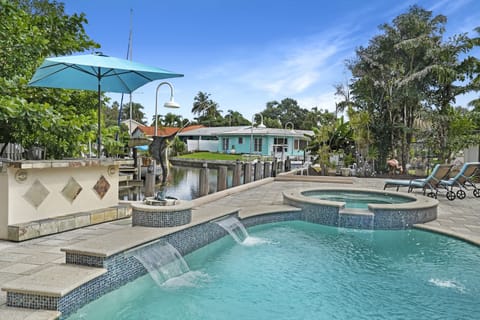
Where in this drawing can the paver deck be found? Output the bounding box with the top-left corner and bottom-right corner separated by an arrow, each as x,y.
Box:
0,177 -> 478,319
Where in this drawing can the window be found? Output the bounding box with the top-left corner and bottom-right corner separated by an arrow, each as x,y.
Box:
274,137 -> 287,145
254,138 -> 262,152
222,138 -> 230,151
294,139 -> 307,150
238,137 -> 243,144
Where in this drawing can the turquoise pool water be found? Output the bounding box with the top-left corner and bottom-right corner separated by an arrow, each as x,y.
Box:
304,190 -> 414,209
67,222 -> 480,319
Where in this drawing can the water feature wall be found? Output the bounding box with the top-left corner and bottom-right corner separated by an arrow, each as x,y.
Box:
214,216 -> 249,243
131,241 -> 190,286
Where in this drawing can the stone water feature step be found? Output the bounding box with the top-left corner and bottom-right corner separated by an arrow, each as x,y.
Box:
62,226 -> 180,258
62,207 -> 241,259
2,264 -> 106,298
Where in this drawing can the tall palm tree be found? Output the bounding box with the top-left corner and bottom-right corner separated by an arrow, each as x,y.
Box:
192,91 -> 215,116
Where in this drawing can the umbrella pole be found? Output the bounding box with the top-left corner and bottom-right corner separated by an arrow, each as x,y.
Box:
97,81 -> 102,158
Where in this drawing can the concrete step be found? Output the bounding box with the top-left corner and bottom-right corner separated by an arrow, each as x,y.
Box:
2,264 -> 106,298
0,305 -> 60,320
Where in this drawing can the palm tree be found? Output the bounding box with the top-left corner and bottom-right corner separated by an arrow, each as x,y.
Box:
163,112 -> 183,127
192,91 -> 214,116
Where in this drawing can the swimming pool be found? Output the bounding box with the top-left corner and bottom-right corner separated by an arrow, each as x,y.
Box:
66,221 -> 480,320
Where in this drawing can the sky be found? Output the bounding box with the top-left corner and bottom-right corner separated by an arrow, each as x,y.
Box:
60,0 -> 480,123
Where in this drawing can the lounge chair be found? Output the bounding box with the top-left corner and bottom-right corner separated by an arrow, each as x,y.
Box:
439,162 -> 480,200
384,164 -> 453,198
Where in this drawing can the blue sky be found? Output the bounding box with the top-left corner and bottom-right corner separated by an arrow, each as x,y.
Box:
60,0 -> 480,123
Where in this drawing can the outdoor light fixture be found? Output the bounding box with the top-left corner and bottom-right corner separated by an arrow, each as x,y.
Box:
283,122 -> 295,161
285,121 -> 295,133
257,114 -> 266,129
155,81 -> 180,136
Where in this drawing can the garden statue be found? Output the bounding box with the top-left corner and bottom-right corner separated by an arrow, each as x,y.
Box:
149,132 -> 177,201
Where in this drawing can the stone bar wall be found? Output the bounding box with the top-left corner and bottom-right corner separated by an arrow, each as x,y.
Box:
0,159 -> 129,240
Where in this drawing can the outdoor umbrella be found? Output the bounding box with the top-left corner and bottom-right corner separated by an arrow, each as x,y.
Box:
28,53 -> 183,157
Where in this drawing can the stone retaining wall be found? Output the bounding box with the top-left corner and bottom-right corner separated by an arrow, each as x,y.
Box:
8,206 -> 131,241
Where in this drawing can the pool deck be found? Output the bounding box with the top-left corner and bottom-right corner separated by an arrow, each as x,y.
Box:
0,176 -> 479,319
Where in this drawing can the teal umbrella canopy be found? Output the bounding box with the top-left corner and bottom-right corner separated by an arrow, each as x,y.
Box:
29,53 -> 183,158
29,53 -> 183,93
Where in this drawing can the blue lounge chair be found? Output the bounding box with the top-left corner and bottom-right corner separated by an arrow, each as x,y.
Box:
439,162 -> 480,200
384,164 -> 452,198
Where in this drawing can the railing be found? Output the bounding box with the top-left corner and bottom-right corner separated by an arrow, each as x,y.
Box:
0,143 -> 24,160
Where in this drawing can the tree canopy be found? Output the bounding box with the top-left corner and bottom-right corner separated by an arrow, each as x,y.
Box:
0,0 -> 100,158
346,5 -> 480,170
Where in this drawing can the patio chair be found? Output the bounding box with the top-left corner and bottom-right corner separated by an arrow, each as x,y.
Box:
439,162 -> 480,200
384,164 -> 453,198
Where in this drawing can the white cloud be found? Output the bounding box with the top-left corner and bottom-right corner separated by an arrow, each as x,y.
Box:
298,90 -> 338,113
199,29 -> 351,100
429,0 -> 473,15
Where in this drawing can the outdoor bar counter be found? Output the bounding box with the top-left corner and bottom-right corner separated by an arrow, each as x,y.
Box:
0,159 -> 131,241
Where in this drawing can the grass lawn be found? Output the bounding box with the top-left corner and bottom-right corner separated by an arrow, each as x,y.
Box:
176,151 -> 247,161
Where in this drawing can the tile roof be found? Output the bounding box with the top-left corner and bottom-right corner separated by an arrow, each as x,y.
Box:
135,125 -> 204,137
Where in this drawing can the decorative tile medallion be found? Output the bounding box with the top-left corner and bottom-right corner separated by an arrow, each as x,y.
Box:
93,175 -> 110,199
61,177 -> 83,203
24,179 -> 49,208
107,165 -> 116,176
15,170 -> 28,183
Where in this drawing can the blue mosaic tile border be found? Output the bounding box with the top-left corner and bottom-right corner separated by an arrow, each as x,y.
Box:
58,254 -> 148,317
132,208 -> 192,227
242,211 -> 303,228
7,292 -> 59,310
65,254 -> 104,267
339,212 -> 374,229
373,206 -> 437,229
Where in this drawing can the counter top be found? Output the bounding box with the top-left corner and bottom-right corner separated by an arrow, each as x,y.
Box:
2,158 -> 133,169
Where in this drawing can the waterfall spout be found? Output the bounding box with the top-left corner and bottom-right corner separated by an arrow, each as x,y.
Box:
215,216 -> 249,244
133,242 -> 190,286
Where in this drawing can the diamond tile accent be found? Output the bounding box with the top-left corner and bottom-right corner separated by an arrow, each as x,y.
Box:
93,175 -> 110,199
24,179 -> 49,208
61,177 -> 83,203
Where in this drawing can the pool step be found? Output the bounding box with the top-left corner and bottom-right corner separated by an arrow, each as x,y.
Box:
0,305 -> 60,320
2,264 -> 106,312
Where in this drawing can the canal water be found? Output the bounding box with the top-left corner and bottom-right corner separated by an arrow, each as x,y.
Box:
119,166 -> 234,201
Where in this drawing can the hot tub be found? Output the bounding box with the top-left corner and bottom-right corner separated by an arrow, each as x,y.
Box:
283,187 -> 438,229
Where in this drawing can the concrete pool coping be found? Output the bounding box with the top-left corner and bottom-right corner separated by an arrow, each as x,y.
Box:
0,176 -> 479,319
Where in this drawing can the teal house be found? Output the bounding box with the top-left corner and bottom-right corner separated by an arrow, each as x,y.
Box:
217,126 -> 312,159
